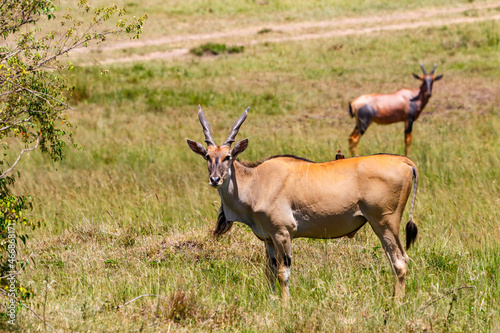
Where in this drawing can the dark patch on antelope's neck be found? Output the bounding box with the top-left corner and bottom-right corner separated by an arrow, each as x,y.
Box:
284,255 -> 291,267
271,257 -> 278,268
416,84 -> 430,101
237,154 -> 315,168
405,101 -> 417,134
409,101 -> 418,117
213,204 -> 234,237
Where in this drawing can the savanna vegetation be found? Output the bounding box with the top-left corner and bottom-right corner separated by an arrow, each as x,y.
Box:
0,0 -> 145,329
4,0 -> 500,331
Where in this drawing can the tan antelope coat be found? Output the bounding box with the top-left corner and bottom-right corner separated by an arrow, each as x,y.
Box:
188,107 -> 419,305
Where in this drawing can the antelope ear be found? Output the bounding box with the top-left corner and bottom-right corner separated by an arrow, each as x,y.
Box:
231,138 -> 248,158
434,74 -> 443,81
187,139 -> 207,157
412,73 -> 422,80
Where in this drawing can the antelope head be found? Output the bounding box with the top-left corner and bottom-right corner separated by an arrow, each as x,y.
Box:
412,62 -> 443,98
187,106 -> 249,188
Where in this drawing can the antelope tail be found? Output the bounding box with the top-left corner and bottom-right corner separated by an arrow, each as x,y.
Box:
405,167 -> 418,249
348,103 -> 354,118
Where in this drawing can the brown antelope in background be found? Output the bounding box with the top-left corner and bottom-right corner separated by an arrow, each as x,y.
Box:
187,106 -> 420,305
348,63 -> 443,156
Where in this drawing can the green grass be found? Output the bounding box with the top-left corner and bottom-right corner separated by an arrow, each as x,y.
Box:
190,43 -> 245,56
7,14 -> 500,333
47,0 -> 496,39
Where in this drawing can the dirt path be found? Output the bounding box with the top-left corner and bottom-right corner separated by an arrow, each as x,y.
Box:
86,2 -> 500,65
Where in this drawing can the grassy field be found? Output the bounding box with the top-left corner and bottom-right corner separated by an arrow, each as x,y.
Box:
58,0 -> 494,38
7,1 -> 500,332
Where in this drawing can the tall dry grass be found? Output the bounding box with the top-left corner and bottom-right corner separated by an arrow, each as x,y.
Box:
6,12 -> 499,333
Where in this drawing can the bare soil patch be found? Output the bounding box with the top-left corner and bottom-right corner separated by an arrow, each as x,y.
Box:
79,2 -> 500,65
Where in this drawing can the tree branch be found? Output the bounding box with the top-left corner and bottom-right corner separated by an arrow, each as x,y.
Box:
0,116 -> 32,132
4,79 -> 75,111
0,2 -> 42,36
0,88 -> 24,98
21,303 -> 58,333
0,50 -> 22,62
36,30 -> 116,69
0,136 -> 39,179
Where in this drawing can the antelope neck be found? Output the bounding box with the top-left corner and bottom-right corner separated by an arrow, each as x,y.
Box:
216,161 -> 254,225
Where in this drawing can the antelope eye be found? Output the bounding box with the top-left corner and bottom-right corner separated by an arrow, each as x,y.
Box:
223,156 -> 231,162
204,155 -> 210,161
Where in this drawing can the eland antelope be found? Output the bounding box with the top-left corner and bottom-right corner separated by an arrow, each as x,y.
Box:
187,106 -> 419,304
348,62 -> 443,156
